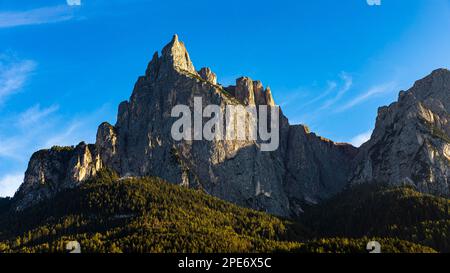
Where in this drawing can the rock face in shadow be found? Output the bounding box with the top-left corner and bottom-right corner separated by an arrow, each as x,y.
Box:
350,69 -> 450,196
24,35 -> 445,216
285,125 -> 358,212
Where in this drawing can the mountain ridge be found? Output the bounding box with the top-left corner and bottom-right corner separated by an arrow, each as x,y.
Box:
350,68 -> 450,195
11,35 -> 450,217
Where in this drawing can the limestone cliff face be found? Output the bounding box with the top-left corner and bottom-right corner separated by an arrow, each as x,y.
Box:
285,125 -> 357,212
350,69 -> 450,196
15,143 -> 102,210
14,35 -> 357,216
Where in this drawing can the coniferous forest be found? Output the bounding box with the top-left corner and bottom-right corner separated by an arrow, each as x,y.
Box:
0,170 -> 448,253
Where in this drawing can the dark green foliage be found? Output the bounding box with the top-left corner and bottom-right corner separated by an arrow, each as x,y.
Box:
0,170 -> 306,253
293,237 -> 436,253
300,183 -> 450,252
50,145 -> 75,152
0,197 -> 11,214
0,172 -> 446,253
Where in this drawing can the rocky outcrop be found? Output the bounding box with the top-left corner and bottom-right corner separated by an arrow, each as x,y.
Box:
159,34 -> 197,77
13,35 -> 358,216
96,122 -> 119,171
224,78 -> 276,107
235,77 -> 256,105
15,143 -> 102,210
253,81 -> 265,105
265,87 -> 275,107
198,67 -> 217,85
350,69 -> 450,196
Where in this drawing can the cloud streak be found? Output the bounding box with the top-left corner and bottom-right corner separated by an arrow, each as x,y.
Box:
318,72 -> 353,110
337,82 -> 396,112
0,51 -> 114,197
350,130 -> 373,147
0,103 -> 113,196
0,173 -> 23,197
67,0 -> 82,6
0,104 -> 60,160
0,58 -> 36,103
0,104 -> 111,161
18,104 -> 59,128
0,5 -> 74,28
300,81 -> 337,108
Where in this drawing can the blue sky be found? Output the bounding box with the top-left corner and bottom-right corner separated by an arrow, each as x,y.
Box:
1,0 -> 450,196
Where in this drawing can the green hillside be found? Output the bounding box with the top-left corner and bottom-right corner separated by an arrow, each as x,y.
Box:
0,171 -> 444,253
0,170 -> 306,253
300,183 -> 450,252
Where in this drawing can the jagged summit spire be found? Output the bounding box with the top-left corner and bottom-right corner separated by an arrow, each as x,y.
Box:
145,34 -> 197,80
171,34 -> 179,43
265,86 -> 275,106
161,34 -> 196,73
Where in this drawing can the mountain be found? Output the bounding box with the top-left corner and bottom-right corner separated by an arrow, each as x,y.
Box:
350,69 -> 450,195
0,171 -> 441,253
13,35 -> 356,216
9,35 -> 450,219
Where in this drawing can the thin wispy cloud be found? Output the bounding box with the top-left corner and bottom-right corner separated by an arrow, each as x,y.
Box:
43,119 -> 85,148
0,58 -> 36,103
300,80 -> 337,108
0,104 -> 112,161
0,50 -> 113,197
42,104 -> 113,148
277,90 -> 308,108
349,130 -> 373,147
0,104 -> 60,160
0,5 -> 75,29
18,104 -> 59,128
285,73 -> 353,127
0,137 -> 25,161
0,103 -> 114,196
67,0 -> 82,6
337,82 -> 396,112
0,173 -> 23,197
319,72 -> 353,110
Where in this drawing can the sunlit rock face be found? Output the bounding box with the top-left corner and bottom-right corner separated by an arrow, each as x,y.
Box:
198,67 -> 217,85
15,143 -> 102,210
350,69 -> 450,196
15,35 -> 357,216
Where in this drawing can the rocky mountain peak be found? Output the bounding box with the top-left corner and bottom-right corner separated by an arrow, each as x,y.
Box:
13,35 -> 356,216
405,68 -> 450,105
161,34 -> 197,74
145,34 -> 197,81
350,68 -> 450,196
16,36 -> 449,217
